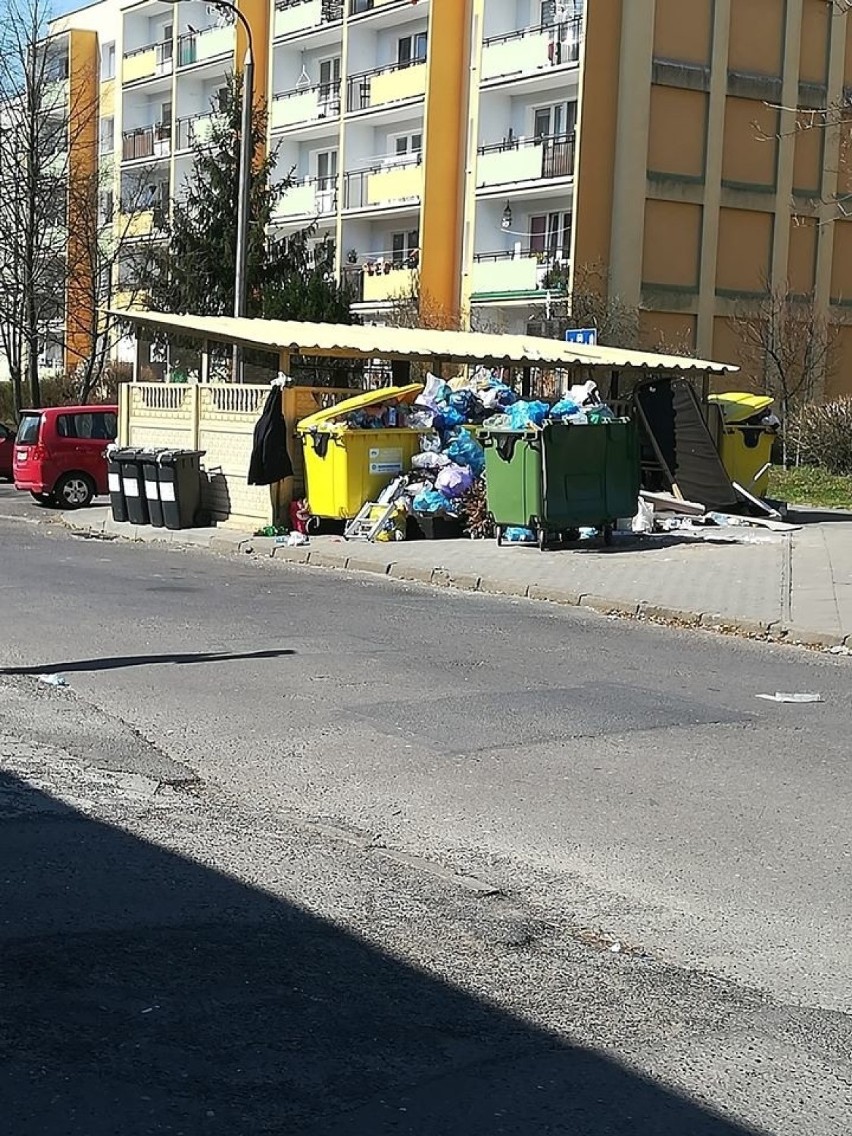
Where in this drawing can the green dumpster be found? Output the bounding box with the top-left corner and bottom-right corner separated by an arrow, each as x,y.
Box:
482,420 -> 640,550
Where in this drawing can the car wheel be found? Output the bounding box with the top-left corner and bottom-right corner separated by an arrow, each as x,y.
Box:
30,492 -> 55,505
55,473 -> 95,509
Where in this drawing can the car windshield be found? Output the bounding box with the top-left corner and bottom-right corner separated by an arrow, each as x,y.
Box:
16,414 -> 42,445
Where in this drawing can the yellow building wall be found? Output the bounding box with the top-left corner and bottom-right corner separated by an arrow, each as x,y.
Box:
722,97 -> 778,187
716,208 -> 773,293
65,29 -> 99,372
639,311 -> 697,354
642,200 -> 702,288
647,86 -> 706,179
237,0 -> 270,120
793,124 -> 823,196
728,0 -> 784,76
799,0 -> 831,84
713,316 -> 762,390
653,0 -> 712,64
830,221 -> 852,302
826,327 -> 852,398
572,0 -> 622,276
788,218 -> 817,294
420,0 -> 472,324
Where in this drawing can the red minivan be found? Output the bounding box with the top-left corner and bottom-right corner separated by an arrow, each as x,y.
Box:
14,405 -> 118,508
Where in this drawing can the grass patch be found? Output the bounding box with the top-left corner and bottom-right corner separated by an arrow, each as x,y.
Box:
768,465 -> 852,510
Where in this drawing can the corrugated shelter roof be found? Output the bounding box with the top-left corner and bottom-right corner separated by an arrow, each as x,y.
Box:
109,309 -> 738,374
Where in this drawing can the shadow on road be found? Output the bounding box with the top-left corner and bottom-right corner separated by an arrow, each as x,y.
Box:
0,769 -> 765,1135
0,648 -> 296,676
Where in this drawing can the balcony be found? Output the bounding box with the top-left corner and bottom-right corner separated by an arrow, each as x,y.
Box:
346,61 -> 427,113
175,113 -> 218,151
122,123 -> 171,162
471,250 -> 565,297
345,260 -> 418,304
273,175 -> 338,219
117,208 -> 167,240
350,0 -> 414,14
122,40 -> 173,84
344,157 -> 422,209
177,24 -> 234,68
481,18 -> 582,83
270,81 -> 341,130
476,134 -> 575,188
275,0 -> 343,38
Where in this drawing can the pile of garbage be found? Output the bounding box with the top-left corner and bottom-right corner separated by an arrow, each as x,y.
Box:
378,371 -> 619,528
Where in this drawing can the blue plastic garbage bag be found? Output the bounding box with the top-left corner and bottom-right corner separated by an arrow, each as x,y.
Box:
448,390 -> 479,421
549,398 -> 581,420
413,489 -> 454,514
504,527 -> 537,544
435,463 -> 475,498
445,428 -> 485,476
432,407 -> 466,435
506,400 -> 549,430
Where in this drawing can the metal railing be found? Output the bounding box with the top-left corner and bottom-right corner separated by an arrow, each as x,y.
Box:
275,175 -> 339,214
121,123 -> 171,162
477,132 -> 576,181
346,59 -> 426,112
343,155 -> 422,208
177,24 -> 232,68
349,0 -> 414,15
483,15 -> 583,54
276,0 -> 343,18
174,114 -> 221,151
473,249 -> 567,266
271,80 -> 341,120
123,39 -> 173,62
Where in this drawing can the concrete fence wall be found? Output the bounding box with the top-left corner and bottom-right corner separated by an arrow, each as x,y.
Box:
120,383 -> 355,528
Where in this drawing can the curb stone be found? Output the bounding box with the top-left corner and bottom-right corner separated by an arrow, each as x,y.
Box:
57,513 -> 851,655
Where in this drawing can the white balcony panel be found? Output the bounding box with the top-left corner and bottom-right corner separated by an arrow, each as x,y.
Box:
275,0 -> 322,37
476,144 -> 543,187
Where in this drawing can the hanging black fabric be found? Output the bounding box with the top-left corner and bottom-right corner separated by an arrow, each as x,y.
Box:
247,388 -> 294,486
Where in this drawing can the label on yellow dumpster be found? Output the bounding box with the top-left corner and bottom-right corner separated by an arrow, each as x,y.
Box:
369,447 -> 404,475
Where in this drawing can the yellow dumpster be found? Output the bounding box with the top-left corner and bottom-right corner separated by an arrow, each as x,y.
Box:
296,384 -> 426,519
708,392 -> 777,498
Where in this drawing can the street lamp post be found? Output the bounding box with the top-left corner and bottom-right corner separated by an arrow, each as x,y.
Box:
164,0 -> 253,382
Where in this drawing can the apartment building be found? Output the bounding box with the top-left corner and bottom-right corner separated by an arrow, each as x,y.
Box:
44,0 -> 852,394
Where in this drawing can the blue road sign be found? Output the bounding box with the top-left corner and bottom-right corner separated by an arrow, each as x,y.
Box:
565,328 -> 598,346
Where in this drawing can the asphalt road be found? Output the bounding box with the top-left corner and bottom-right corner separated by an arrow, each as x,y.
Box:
1,517 -> 850,1134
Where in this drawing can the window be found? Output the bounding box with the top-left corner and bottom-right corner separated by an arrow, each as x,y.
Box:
57,412 -> 117,441
216,86 -> 229,113
99,115 -> 114,153
161,23 -> 173,59
16,415 -> 42,445
533,101 -> 576,140
319,56 -> 341,91
315,149 -> 338,187
102,41 -> 116,80
391,229 -> 419,266
392,132 -> 422,162
529,211 -> 572,258
397,32 -> 427,68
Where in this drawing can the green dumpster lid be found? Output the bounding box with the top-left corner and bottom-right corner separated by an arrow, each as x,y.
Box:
296,383 -> 424,433
707,392 -> 774,424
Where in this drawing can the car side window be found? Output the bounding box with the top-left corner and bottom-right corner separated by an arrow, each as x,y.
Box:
100,412 -> 118,440
57,415 -> 72,438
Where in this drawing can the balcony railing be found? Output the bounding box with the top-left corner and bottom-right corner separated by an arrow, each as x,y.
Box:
275,0 -> 343,37
472,249 -> 566,294
177,24 -> 234,68
346,60 -> 427,113
122,40 -> 173,84
122,123 -> 171,162
343,156 -> 422,209
481,17 -> 582,82
476,133 -> 575,187
273,175 -> 338,218
175,113 -> 219,151
270,81 -> 341,130
349,0 -> 414,15
342,256 -> 419,303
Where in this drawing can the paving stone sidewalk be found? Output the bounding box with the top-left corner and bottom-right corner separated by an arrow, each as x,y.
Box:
61,506 -> 852,649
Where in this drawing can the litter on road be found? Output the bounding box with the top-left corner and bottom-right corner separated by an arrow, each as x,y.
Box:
756,692 -> 824,703
37,673 -> 68,687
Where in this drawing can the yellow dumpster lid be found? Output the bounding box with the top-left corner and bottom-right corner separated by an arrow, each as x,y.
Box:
707,392 -> 774,423
296,383 -> 424,432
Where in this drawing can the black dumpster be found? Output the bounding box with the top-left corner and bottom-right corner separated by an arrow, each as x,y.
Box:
106,445 -> 128,523
141,450 -> 165,528
116,448 -> 150,526
156,450 -> 205,530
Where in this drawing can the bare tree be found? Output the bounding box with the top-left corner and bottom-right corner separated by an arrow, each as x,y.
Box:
63,161 -> 162,402
528,261 -> 640,347
728,282 -> 838,463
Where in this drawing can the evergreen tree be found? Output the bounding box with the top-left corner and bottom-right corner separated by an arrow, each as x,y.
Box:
150,73 -> 353,324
